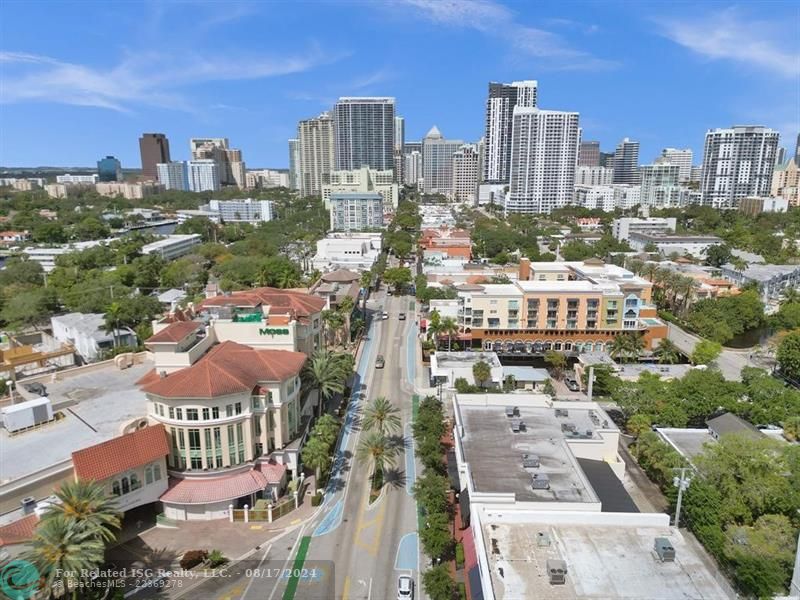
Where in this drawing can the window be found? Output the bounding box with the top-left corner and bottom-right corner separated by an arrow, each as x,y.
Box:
145,467 -> 153,485
202,408 -> 210,420
153,464 -> 161,481
112,481 -> 121,496
226,405 -> 233,418
186,409 -> 198,421
235,402 -> 242,415
236,422 -> 245,463
176,408 -> 183,420
212,407 -> 219,419
130,473 -> 140,491
121,477 -> 130,494
188,429 -> 202,470
228,425 -> 236,465
168,407 -> 175,419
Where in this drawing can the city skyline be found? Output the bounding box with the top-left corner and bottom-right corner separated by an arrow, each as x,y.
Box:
1,0 -> 798,168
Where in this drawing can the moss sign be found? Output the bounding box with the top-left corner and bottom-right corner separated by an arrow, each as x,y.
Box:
259,327 -> 290,336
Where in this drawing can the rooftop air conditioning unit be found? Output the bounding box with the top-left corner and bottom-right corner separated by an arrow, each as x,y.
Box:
654,537 -> 675,562
547,559 -> 567,584
555,409 -> 568,418
531,473 -> 550,490
537,532 -> 550,547
510,418 -> 523,433
522,454 -> 540,468
505,406 -> 518,418
21,497 -> 37,514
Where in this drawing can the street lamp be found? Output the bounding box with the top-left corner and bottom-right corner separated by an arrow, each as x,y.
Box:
672,467 -> 692,527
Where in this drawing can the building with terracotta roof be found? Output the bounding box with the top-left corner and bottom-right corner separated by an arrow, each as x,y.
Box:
420,227 -> 473,260
139,341 -> 304,520
71,424 -> 170,513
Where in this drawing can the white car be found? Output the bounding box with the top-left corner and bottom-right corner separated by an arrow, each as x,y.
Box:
397,575 -> 414,600
382,312 -> 389,320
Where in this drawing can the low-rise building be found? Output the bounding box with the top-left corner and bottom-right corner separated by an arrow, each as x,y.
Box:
627,232 -> 722,259
429,352 -> 504,388
329,192 -> 384,231
737,195 -> 789,216
141,234 -> 201,260
322,166 -> 398,212
245,169 -> 289,189
419,227 -> 472,260
56,173 -> 98,184
0,230 -> 31,246
51,312 -> 137,363
308,269 -> 361,311
95,181 -> 163,200
771,159 -> 799,207
175,208 -> 220,224
22,240 -> 107,271
206,198 -> 275,223
575,185 -> 615,212
720,262 -> 800,302
312,233 -> 382,272
44,183 -> 93,199
575,166 -> 613,186
612,217 -> 677,242
140,340 -> 304,519
455,258 -> 666,353
452,393 -> 731,600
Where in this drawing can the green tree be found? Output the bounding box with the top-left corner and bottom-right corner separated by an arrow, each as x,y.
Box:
356,431 -> 399,491
43,479 -> 122,542
783,415 -> 800,442
691,339 -> 722,366
0,257 -> 45,287
777,331 -> 800,381
439,317 -> 458,351
1,287 -> 59,330
543,350 -> 567,378
419,510 -> 453,560
626,413 -> 653,437
314,414 -> 340,448
412,471 -> 450,515
472,360 -> 492,388
301,436 -> 331,484
362,396 -> 402,434
653,338 -> 681,364
422,564 -> 456,600
704,244 -> 732,268
541,379 -> 556,397
32,222 -> 68,244
383,266 -> 412,294
302,350 -> 347,419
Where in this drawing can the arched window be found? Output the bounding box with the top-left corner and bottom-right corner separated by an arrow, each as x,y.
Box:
112,481 -> 121,496
130,473 -> 140,490
121,477 -> 130,494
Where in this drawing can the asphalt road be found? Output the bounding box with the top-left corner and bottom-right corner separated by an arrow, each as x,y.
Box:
299,289 -> 421,600
666,323 -> 753,381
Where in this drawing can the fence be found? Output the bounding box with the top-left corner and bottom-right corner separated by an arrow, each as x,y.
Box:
227,481 -> 308,523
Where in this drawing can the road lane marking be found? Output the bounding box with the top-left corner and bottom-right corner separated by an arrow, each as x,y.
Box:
404,422 -> 416,496
269,525 -> 305,600
281,535 -> 311,600
240,544 -> 271,600
394,532 -> 419,571
342,576 -> 351,600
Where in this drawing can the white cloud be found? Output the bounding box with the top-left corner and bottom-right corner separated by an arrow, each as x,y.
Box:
394,0 -> 616,70
0,46 -> 344,113
657,8 -> 800,78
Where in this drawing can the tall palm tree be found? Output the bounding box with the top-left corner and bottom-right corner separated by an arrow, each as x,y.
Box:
781,288 -> 800,306
103,301 -> 124,349
356,431 -> 399,491
27,516 -> 106,599
608,335 -> 630,363
427,309 -> 442,348
653,338 -> 681,364
302,350 -> 346,419
642,262 -> 659,283
440,317 -> 459,351
301,437 -> 330,485
321,309 -> 345,348
362,397 -> 402,434
359,271 -> 372,313
43,480 -> 121,542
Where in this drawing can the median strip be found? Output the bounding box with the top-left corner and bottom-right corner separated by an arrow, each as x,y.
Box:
281,535 -> 311,600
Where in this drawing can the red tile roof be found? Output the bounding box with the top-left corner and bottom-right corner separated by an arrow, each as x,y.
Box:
141,341 -> 306,399
160,470 -> 268,504
257,461 -> 287,484
201,287 -> 325,322
146,321 -> 202,344
72,425 -> 169,481
0,513 -> 39,546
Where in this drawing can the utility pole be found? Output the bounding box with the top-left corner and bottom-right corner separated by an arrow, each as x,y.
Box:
672,467 -> 692,527
587,366 -> 594,401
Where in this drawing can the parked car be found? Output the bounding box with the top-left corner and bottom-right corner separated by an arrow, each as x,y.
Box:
375,355 -> 385,369
398,312 -> 406,321
397,575 -> 414,600
382,312 -> 389,320
565,379 -> 580,392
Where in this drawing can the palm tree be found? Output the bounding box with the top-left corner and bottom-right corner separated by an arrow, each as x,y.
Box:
302,350 -> 347,419
43,479 -> 121,542
440,317 -> 459,351
653,338 -> 681,364
103,301 -> 124,349
362,397 -> 402,434
27,516 -> 106,599
781,288 -> 800,306
301,437 -> 331,485
472,360 -> 492,388
427,309 -> 442,348
321,309 -> 345,348
356,431 -> 399,491
337,296 -> 356,346
642,262 -> 659,283
359,271 -> 372,312
609,335 -> 630,363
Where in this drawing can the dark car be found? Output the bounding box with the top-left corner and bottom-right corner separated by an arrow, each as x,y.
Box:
565,379 -> 580,392
398,313 -> 406,321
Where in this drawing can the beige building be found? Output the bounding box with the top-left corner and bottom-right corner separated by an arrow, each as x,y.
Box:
298,112 -> 335,197
451,144 -> 480,204
772,160 -> 799,207
95,181 -> 163,200
190,138 -> 246,187
321,166 -> 398,212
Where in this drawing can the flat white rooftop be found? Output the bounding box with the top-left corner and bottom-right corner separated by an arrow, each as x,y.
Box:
0,361 -> 152,485
484,521 -> 731,599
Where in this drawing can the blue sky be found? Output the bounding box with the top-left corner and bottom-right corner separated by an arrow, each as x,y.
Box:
1,0 -> 798,169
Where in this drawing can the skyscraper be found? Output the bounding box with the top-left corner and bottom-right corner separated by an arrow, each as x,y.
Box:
187,159 -> 220,192
288,139 -> 300,190
506,107 -> 580,214
97,156 -> 122,182
795,133 -> 800,167
157,161 -> 189,191
297,112 -> 335,197
777,147 -> 787,166
394,116 -> 405,184
578,141 -> 601,167
700,125 -> 780,209
403,151 -> 422,187
612,138 -> 640,184
640,162 -> 682,208
451,144 -> 480,204
190,138 -> 245,187
422,126 -> 463,197
482,80 -> 538,184
333,97 -> 395,172
660,148 -> 693,182
139,133 -> 170,180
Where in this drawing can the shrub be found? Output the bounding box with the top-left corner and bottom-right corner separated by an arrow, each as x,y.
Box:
180,549 -> 208,570
455,542 -> 465,568
207,549 -> 228,568
311,492 -> 323,507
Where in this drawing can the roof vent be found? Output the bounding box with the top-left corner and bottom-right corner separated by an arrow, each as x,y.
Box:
546,559 -> 567,584
654,537 -> 675,562
537,532 -> 550,547
21,497 -> 37,514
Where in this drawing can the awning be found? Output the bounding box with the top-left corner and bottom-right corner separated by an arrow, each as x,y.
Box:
160,470 -> 268,505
